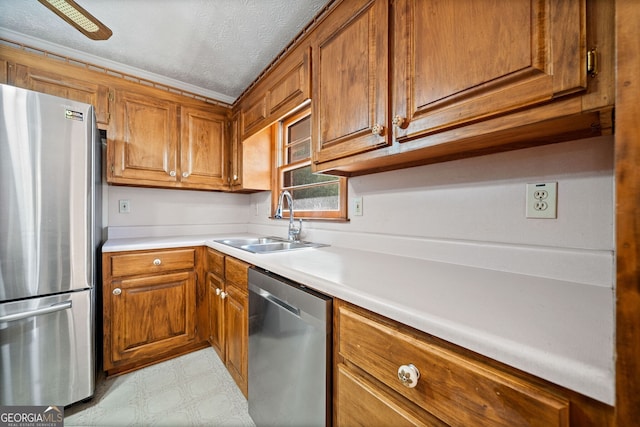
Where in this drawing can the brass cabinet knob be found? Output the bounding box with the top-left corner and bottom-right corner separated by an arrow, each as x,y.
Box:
233,174 -> 238,181
215,288 -> 221,295
397,364 -> 420,388
371,124 -> 385,136
182,172 -> 189,178
220,291 -> 227,299
153,258 -> 161,266
112,288 -> 122,296
392,115 -> 408,129
169,170 -> 176,177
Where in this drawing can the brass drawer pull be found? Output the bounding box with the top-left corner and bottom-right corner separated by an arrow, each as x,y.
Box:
153,258 -> 161,266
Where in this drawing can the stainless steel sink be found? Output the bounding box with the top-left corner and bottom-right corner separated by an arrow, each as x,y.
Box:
214,236 -> 328,253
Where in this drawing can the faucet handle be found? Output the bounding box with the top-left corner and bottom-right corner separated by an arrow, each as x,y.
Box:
289,219 -> 302,241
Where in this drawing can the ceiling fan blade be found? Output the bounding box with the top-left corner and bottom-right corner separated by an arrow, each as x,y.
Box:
37,0 -> 112,40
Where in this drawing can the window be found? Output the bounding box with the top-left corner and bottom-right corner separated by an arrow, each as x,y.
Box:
273,108 -> 347,220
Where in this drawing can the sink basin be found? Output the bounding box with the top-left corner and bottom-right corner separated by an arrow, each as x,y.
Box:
214,236 -> 328,253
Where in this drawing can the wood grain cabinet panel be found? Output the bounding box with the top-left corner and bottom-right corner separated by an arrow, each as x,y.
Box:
311,0 -> 612,176
180,105 -> 227,189
110,89 -> 179,184
336,363 -> 447,427
240,95 -> 267,139
103,247 -> 202,376
10,63 -> 110,125
102,248 -> 206,375
266,46 -> 311,120
229,112 -> 271,192
311,0 -> 390,165
111,271 -> 196,365
205,249 -> 250,397
0,59 -> 7,83
333,301 -> 614,426
224,282 -> 248,397
109,89 -> 229,190
393,0 -> 586,142
110,248 -> 195,277
207,271 -> 225,360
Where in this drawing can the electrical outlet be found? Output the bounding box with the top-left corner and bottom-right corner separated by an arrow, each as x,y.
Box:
118,199 -> 130,214
353,197 -> 363,216
526,182 -> 557,219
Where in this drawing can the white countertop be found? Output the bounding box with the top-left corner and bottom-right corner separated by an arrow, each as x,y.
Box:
102,233 -> 614,405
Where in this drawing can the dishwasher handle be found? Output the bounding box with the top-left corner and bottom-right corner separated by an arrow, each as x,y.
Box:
256,287 -> 301,317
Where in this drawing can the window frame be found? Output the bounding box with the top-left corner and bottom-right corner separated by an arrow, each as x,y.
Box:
271,108 -> 348,220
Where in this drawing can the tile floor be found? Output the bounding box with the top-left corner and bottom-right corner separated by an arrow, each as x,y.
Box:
64,348 -> 256,426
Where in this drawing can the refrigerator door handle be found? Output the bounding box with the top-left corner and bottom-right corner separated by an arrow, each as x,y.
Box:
0,301 -> 72,323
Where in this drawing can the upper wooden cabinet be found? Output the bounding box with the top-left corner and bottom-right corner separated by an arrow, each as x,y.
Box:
0,59 -> 7,83
229,114 -> 272,192
311,0 -> 390,164
311,0 -> 614,176
110,89 -> 179,185
8,62 -> 111,126
392,0 -> 586,142
239,45 -> 311,141
180,105 -> 228,189
108,88 -> 229,190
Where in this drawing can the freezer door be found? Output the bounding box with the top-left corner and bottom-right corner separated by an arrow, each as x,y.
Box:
0,84 -> 95,301
0,289 -> 94,406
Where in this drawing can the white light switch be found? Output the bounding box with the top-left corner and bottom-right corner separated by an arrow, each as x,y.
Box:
353,197 -> 363,216
119,199 -> 131,214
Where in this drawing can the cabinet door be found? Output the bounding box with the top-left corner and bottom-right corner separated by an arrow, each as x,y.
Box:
393,0 -> 586,142
0,60 -> 8,83
11,64 -> 110,125
232,124 -> 272,192
229,111 -> 241,189
208,272 -> 225,360
225,283 -> 248,397
180,106 -> 227,189
109,271 -> 196,365
336,364 -> 445,427
109,89 -> 178,184
311,0 -> 390,165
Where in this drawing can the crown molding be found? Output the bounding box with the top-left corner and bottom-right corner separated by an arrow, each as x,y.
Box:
0,27 -> 236,104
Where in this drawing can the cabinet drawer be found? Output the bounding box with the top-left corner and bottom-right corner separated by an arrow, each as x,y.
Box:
336,363 -> 445,427
110,248 -> 195,277
337,304 -> 569,427
206,248 -> 225,277
225,257 -> 250,290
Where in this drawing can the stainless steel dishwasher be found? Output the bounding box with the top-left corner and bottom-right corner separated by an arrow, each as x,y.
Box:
248,267 -> 332,427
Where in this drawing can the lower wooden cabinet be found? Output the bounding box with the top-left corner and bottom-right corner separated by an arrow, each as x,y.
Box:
334,300 -> 612,426
102,247 -> 205,376
206,248 -> 250,397
207,271 -> 225,359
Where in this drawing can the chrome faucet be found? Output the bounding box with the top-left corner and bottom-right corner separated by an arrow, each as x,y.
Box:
274,190 -> 302,241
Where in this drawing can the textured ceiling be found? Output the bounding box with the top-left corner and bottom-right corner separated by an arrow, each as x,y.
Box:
0,0 -> 330,103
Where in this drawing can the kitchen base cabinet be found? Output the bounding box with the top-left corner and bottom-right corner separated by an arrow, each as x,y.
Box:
336,363 -> 446,427
206,248 -> 250,397
334,300 -> 613,426
207,271 -> 226,361
103,248 -> 207,376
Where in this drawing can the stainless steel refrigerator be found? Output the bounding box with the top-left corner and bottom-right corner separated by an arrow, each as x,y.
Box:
0,84 -> 102,406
